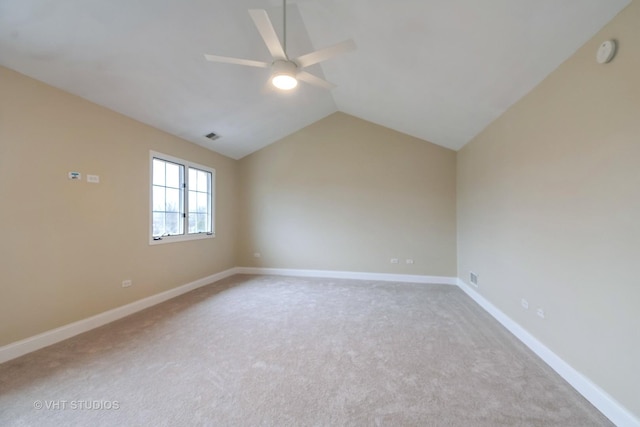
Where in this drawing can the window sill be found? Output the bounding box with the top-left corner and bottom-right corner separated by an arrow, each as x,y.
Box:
149,233 -> 215,245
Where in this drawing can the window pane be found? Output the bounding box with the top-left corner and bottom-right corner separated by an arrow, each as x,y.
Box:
189,168 -> 197,191
188,191 -> 197,212
166,188 -> 181,213
195,216 -> 200,233
187,213 -> 209,234
166,162 -> 181,188
152,186 -> 165,212
197,170 -> 209,192
197,193 -> 208,213
188,213 -> 196,234
197,214 -> 207,232
152,213 -> 165,236
165,213 -> 181,235
152,159 -> 165,186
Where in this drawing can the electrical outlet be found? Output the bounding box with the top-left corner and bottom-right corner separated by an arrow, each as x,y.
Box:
390,258 -> 399,264
521,298 -> 529,309
253,252 -> 261,258
405,259 -> 414,264
122,279 -> 132,288
536,308 -> 545,319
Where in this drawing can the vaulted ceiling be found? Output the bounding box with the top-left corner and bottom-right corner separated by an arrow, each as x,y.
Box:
0,0 -> 630,159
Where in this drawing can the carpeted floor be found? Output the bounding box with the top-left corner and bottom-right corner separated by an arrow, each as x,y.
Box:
0,274 -> 612,426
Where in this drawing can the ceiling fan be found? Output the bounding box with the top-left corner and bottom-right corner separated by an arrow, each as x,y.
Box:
204,0 -> 356,90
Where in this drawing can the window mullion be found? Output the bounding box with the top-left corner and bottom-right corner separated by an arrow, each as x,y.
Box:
181,165 -> 186,235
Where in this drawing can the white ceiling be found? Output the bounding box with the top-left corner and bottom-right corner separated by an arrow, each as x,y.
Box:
0,0 -> 630,159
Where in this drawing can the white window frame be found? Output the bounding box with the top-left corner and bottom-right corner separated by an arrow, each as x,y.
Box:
149,151 -> 216,245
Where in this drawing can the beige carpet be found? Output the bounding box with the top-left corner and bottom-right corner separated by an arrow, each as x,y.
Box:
0,274 -> 611,426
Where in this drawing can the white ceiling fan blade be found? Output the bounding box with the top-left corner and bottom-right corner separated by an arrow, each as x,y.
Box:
295,39 -> 356,69
204,54 -> 270,68
248,9 -> 286,60
297,71 -> 335,90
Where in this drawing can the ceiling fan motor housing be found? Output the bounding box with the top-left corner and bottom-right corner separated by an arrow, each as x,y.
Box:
272,60 -> 297,77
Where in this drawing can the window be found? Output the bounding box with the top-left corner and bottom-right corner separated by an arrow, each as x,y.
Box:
150,151 -> 215,244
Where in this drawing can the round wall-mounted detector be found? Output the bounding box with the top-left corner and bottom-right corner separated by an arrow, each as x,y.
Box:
596,40 -> 617,64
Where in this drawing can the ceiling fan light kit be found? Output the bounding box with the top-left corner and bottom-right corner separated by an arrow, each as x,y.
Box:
204,1 -> 355,91
271,60 -> 298,90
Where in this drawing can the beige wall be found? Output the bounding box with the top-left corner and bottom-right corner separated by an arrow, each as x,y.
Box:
238,112 -> 457,276
0,66 -> 238,346
457,2 -> 640,418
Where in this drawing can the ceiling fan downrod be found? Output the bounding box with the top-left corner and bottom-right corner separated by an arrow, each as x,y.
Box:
282,0 -> 287,58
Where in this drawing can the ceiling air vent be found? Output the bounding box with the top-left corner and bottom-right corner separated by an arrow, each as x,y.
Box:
205,132 -> 220,141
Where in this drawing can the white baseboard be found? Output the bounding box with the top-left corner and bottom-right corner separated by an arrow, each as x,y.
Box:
457,278 -> 639,427
0,267 -> 239,364
236,266 -> 457,285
